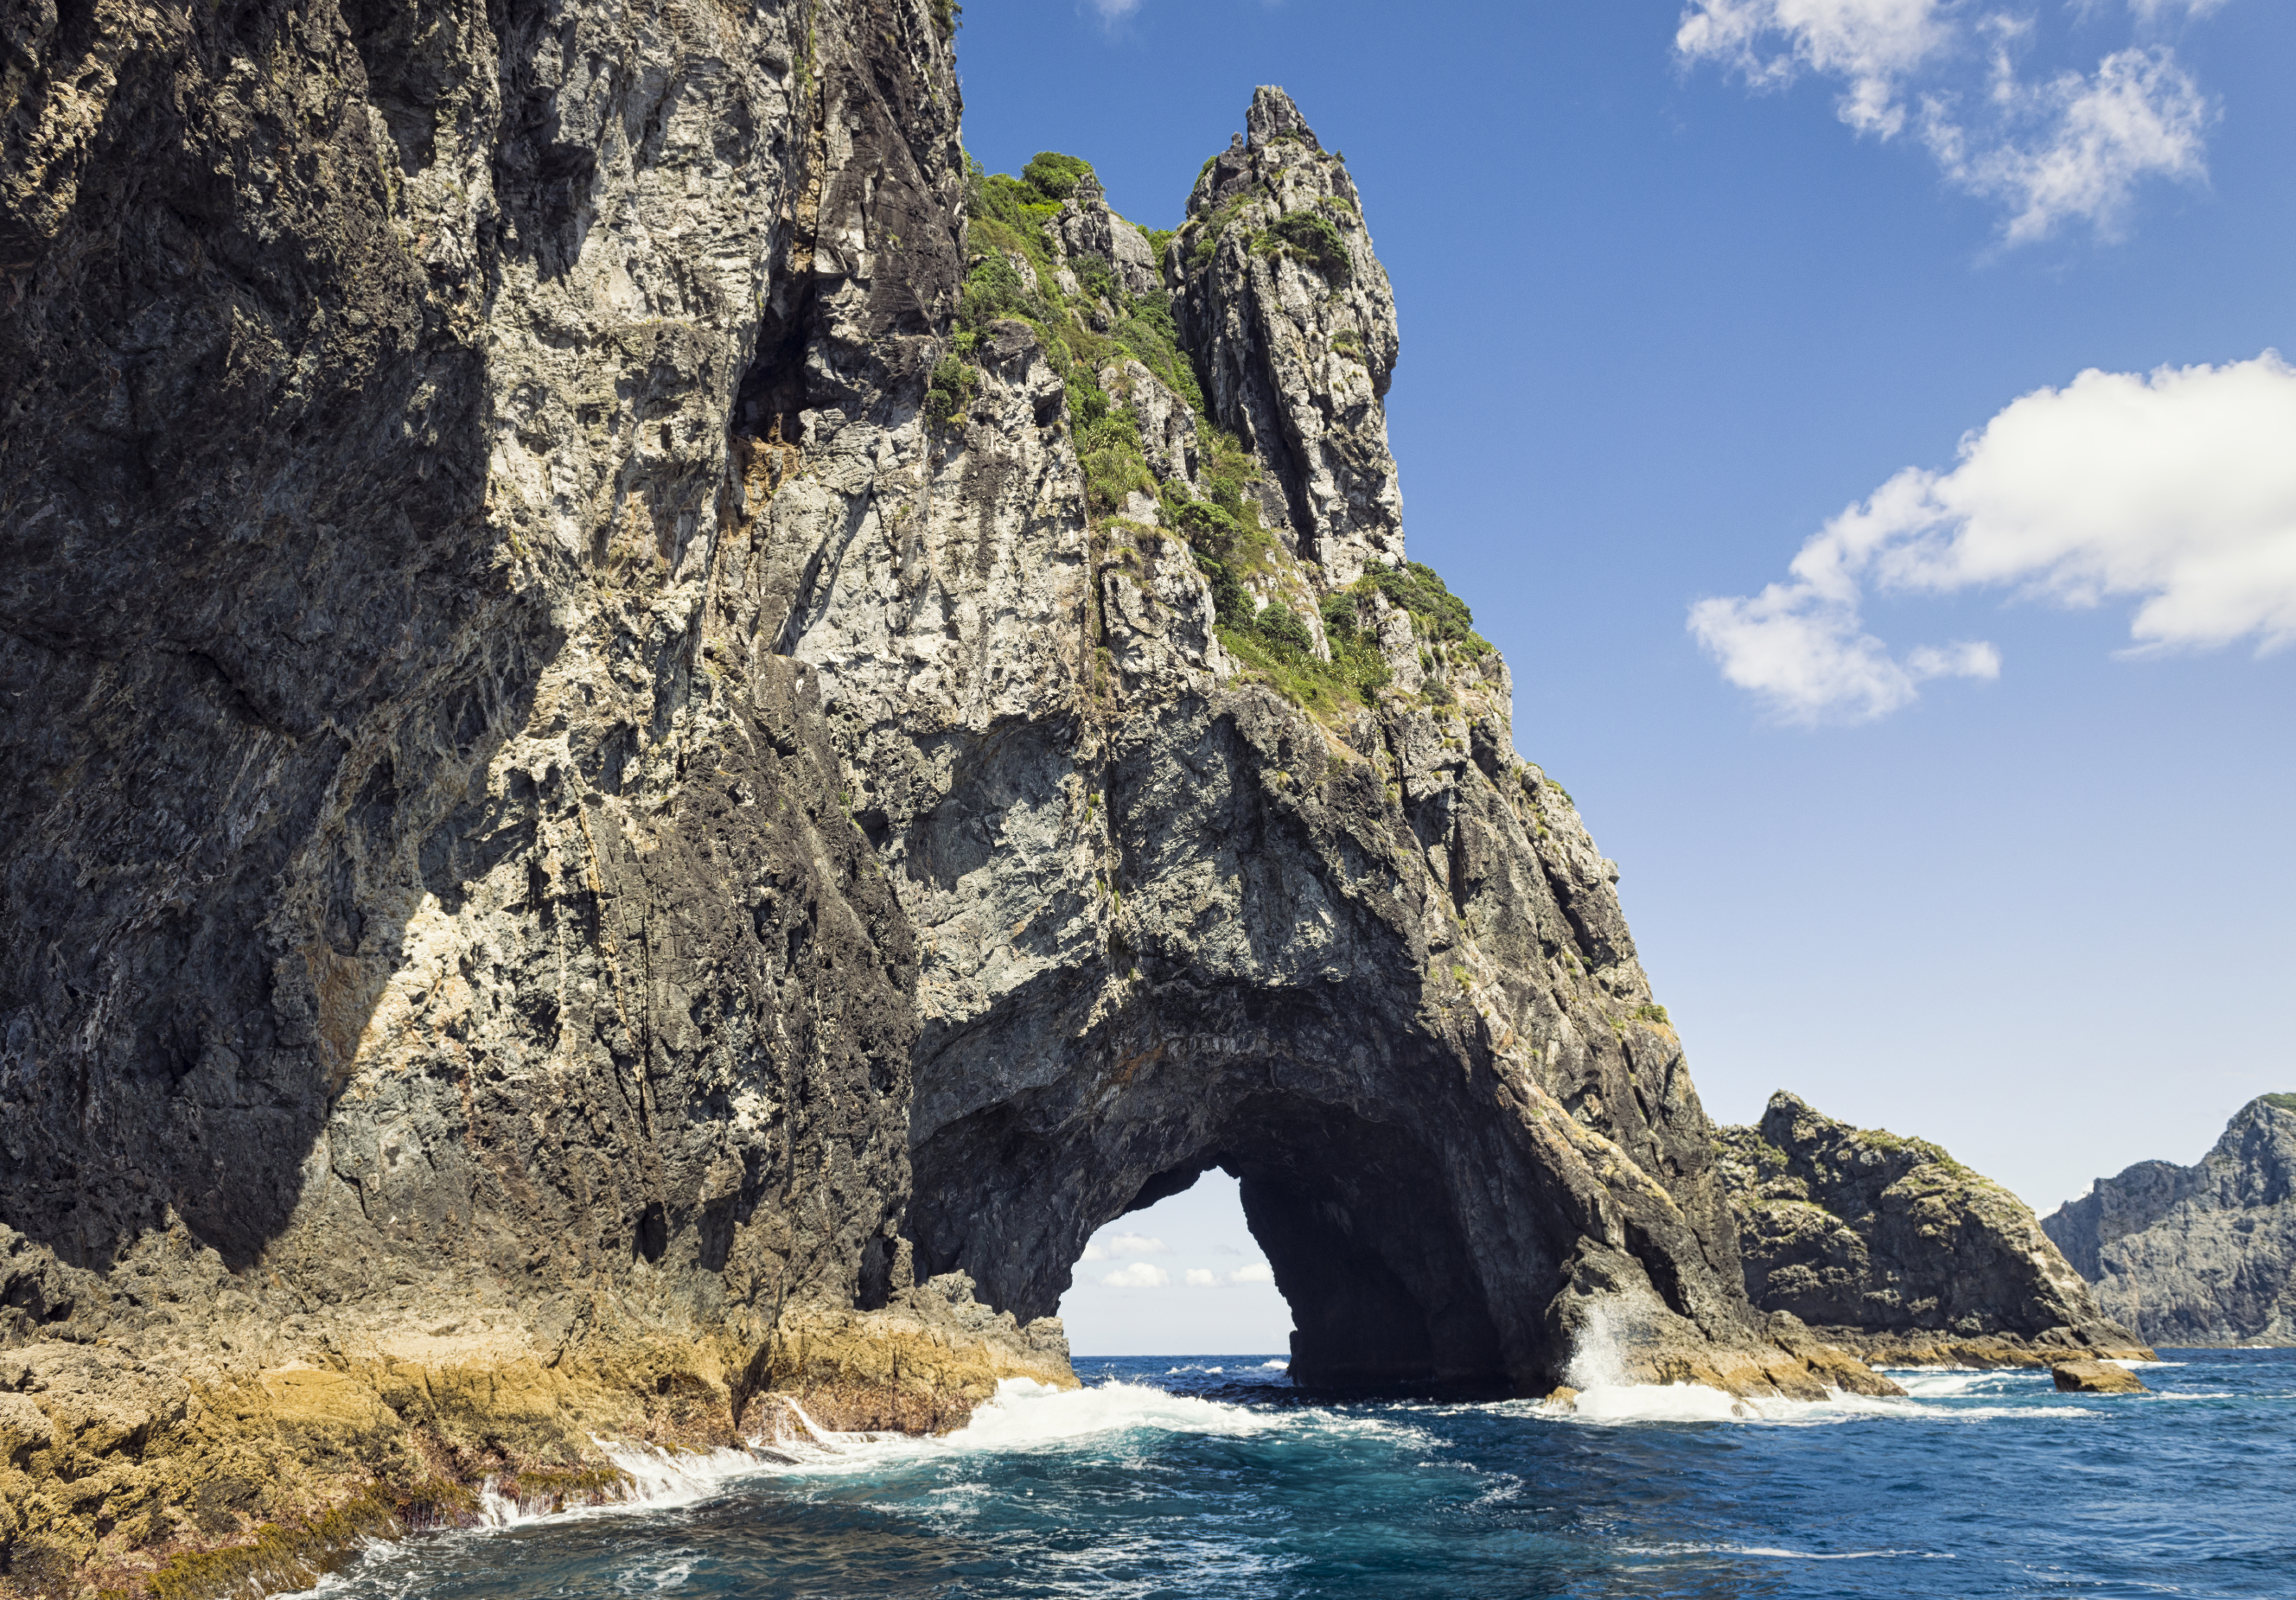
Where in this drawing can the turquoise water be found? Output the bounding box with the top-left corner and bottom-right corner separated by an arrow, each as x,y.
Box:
309,1349 -> 2295,1598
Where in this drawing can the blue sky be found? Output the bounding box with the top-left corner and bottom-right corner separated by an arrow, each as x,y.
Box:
950,2 -> 2296,1354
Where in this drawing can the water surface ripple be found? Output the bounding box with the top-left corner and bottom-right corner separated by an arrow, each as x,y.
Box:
305,1348 -> 2295,1598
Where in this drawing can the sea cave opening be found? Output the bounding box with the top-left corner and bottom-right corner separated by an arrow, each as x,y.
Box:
1056,1172 -> 1292,1363
908,1074 -> 1516,1391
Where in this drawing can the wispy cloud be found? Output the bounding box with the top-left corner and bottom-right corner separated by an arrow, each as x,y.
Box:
1691,352 -> 2296,723
1676,0 -> 2223,241
1087,0 -> 1142,22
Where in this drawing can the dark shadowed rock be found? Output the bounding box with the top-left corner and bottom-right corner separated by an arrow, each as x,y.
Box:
1716,1093 -> 2150,1367
2043,1095 -> 2296,1346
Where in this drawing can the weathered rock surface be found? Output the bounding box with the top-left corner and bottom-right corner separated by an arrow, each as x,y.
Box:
2,1 -> 1880,1584
1174,87 -> 1401,590
1717,1093 -> 2150,1367
757,1271 -> 1073,1435
2043,1095 -> 2296,1347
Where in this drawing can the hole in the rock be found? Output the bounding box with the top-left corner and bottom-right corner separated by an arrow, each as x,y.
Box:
1056,1171 -> 1292,1361
912,1078 -> 1519,1392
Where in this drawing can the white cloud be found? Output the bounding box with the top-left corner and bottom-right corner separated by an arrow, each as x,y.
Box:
1175,1261 -> 1276,1289
1104,1232 -> 1170,1257
1102,1262 -> 1170,1289
1691,351 -> 2296,722
1676,1 -> 2220,240
1676,0 -> 1950,135
1931,48 -> 2210,244
1088,0 -> 1141,20
2127,0 -> 2232,21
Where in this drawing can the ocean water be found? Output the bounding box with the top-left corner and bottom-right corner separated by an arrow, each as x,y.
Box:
302,1348 -> 2296,1599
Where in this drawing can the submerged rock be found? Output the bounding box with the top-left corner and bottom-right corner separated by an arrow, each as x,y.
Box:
2043,1095 -> 2296,1347
1716,1093 -> 2150,1367
2051,1359 -> 2146,1394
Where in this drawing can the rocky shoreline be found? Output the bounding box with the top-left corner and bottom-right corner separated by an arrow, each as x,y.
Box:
0,1241 -> 1068,1597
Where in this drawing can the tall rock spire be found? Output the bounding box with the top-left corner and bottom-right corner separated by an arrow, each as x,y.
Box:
1170,87 -> 1406,589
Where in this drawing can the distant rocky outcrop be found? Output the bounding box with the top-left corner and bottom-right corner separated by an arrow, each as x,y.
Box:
2042,1095 -> 2296,1347
1716,1093 -> 2149,1367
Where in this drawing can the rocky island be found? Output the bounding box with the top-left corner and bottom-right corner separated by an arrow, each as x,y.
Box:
1715,1093 -> 2149,1367
4,0 -> 1936,1592
2044,1094 -> 2296,1346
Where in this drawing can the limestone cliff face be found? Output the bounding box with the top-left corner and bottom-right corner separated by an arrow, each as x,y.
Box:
2043,1096 -> 2296,1347
3,4 -> 1861,1587
1717,1093 -> 2146,1365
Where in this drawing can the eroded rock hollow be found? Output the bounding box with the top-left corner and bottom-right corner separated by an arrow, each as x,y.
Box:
3,4 -> 1859,1587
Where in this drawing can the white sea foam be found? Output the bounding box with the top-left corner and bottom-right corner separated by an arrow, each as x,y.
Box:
1626,1542 -> 1952,1561
266,1443 -> 780,1599
947,1377 -> 1279,1447
584,1440 -> 780,1512
1550,1303 -> 1763,1422
1259,1359 -> 1290,1370
1527,1309 -> 2108,1427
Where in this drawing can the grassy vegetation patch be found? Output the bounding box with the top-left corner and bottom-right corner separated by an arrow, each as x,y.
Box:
955,152 -> 1209,509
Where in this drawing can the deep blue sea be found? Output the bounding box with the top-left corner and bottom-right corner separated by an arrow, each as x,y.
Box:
304,1349 -> 2296,1599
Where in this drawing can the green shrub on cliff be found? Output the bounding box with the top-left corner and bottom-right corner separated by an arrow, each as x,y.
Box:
1071,251 -> 1119,303
1253,602 -> 1315,654
958,246 -> 1051,328
1112,290 -> 1205,411
1023,151 -> 1094,201
1255,210 -> 1353,286
1078,405 -> 1157,514
1355,560 -> 1489,656
926,354 -> 975,426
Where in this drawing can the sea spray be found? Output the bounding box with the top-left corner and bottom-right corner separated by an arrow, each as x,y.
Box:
1555,1303 -> 1752,1423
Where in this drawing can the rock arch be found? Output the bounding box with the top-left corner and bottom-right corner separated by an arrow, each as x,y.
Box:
870,688 -> 1751,1394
